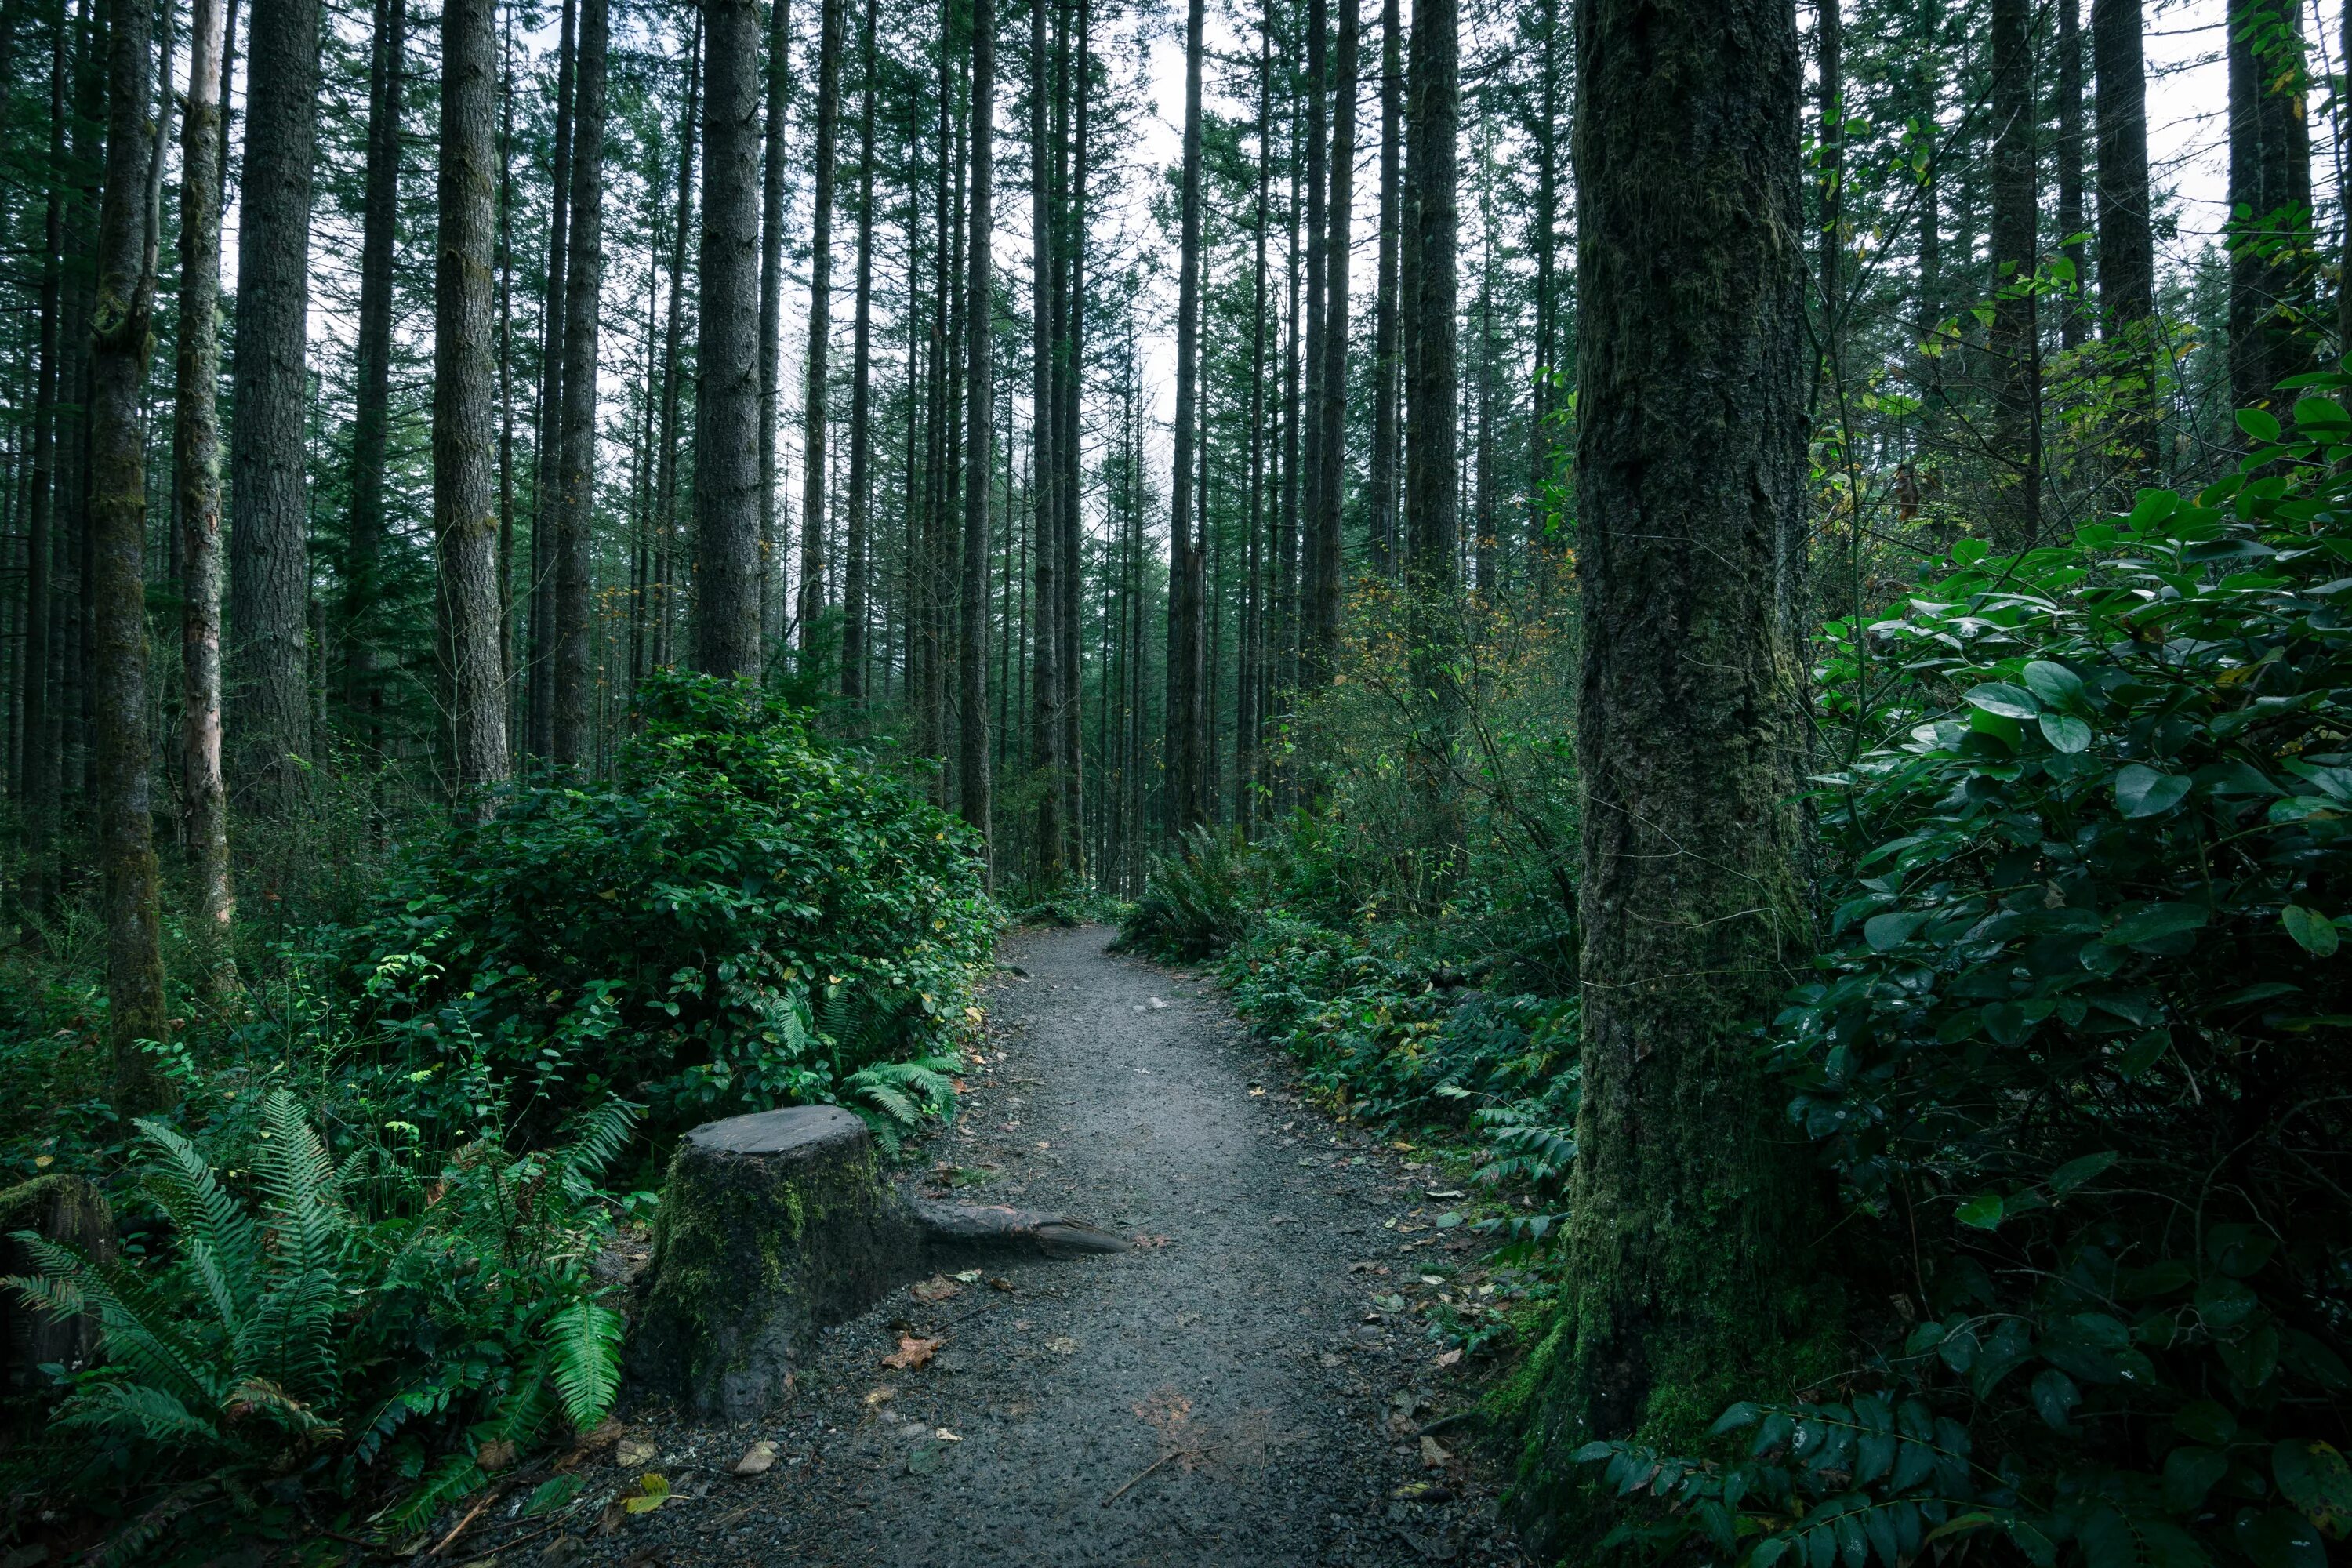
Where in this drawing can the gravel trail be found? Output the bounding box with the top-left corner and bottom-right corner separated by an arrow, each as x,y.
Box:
572,924 -> 1527,1568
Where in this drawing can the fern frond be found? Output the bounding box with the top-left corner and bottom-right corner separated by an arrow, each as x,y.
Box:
550,1097 -> 639,1197
50,1381 -> 223,1446
375,1452 -> 488,1532
134,1117 -> 260,1329
221,1376 -> 343,1442
543,1299 -> 624,1432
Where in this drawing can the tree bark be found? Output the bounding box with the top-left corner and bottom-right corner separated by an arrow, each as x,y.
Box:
19,12 -> 66,928
1817,0 -> 1840,333
842,0 -> 877,702
696,0 -> 765,681
342,0 -> 405,750
800,0 -> 844,655
1057,0 -> 1087,873
759,0 -> 792,659
1988,0 -> 2039,550
529,0 -> 576,760
1401,0 -> 1456,590
2056,0 -> 2085,350
553,0 -> 608,767
1368,0 -> 1402,582
228,0 -> 321,816
654,22 -> 699,673
1029,0 -> 1063,880
176,0 -> 232,948
1162,0 -> 1207,835
91,0 -> 167,1107
1299,0 -> 1329,618
1307,0 -> 1357,684
2092,0 -> 2153,470
2227,0 -> 2315,416
960,0 -> 997,860
436,0 -> 509,803
1524,0 -> 1817,1518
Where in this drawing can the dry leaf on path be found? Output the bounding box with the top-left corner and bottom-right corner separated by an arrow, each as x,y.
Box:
882,1335 -> 942,1370
733,1441 -> 777,1476
1433,1348 -> 1464,1369
1420,1436 -> 1452,1469
910,1275 -> 961,1302
622,1472 -> 671,1514
1044,1334 -> 1079,1355
1132,1234 -> 1171,1249
862,1387 -> 895,1407
615,1438 -> 657,1469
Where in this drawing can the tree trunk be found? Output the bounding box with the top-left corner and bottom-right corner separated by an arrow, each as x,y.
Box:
1307,0 -> 1356,685
842,0 -> 877,703
91,0 -> 167,1108
435,0 -> 508,803
2056,0 -> 2085,350
1401,0 -> 1456,590
2092,0 -> 2152,470
19,12 -> 66,929
553,0 -> 608,767
1523,0 -> 1817,1524
1239,1 -> 1272,822
1369,0 -> 1402,583
695,0 -> 765,681
1057,0 -> 1087,875
1029,0 -> 1063,881
2227,0 -> 2315,417
960,0 -> 996,861
228,0 -> 321,817
342,0 -> 405,751
529,0 -> 575,759
1162,0 -> 1207,836
1817,0 -> 1839,332
1988,0 -> 2038,550
654,21 -> 699,673
799,0 -> 844,658
1299,0 -> 1328,622
759,0 -> 792,660
176,0 -> 232,949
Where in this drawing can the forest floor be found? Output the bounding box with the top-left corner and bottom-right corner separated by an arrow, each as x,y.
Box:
545,924 -> 1531,1568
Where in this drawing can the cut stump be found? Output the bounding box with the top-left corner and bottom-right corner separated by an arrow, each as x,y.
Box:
626,1105 -> 1125,1419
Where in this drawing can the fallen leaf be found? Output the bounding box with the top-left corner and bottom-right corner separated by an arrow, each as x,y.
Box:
615,1438 -> 657,1469
1036,1140 -> 1051,1149
881,1335 -> 942,1370
1348,1261 -> 1377,1273
1392,1481 -> 1455,1503
953,1269 -> 983,1283
863,1387 -> 895,1407
1132,1233 -> 1171,1249
989,1276 -> 1016,1293
1319,1352 -> 1345,1367
1420,1436 -> 1451,1469
622,1473 -> 671,1514
1434,1348 -> 1464,1369
1248,1086 -> 1266,1097
733,1441 -> 777,1476
1044,1335 -> 1079,1355
1425,1189 -> 1465,1200
934,1428 -> 963,1442
1149,996 -> 1169,1010
906,1437 -> 952,1475
477,1438 -> 517,1472
910,1275 -> 961,1302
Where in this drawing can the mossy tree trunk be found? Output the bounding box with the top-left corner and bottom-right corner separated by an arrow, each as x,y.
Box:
1519,0 -> 1820,1538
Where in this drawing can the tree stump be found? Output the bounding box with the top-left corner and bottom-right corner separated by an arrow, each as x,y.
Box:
2,1174 -> 116,1406
626,1105 -> 1127,1419
627,1106 -> 920,1419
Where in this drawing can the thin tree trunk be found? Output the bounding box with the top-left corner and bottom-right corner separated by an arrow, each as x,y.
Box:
1988,0 -> 2038,550
654,19 -> 699,671
798,0 -> 843,657
343,0 -> 405,752
961,0 -> 997,858
1307,0 -> 1356,685
759,0 -> 792,656
19,9 -> 65,928
1817,0 -> 1840,332
1030,0 -> 1063,880
228,0 -> 321,815
1401,0 -> 1457,590
2227,0 -> 2315,416
91,0 -> 166,1106
553,0 -> 608,765
1240,1 -> 1272,822
437,0 -> 508,802
1163,0 -> 1207,835
842,0 -> 877,702
1369,0 -> 1402,582
1527,0 -> 1817,1499
2093,0 -> 2153,473
696,0 -> 765,680
1056,0 -> 1086,875
2056,0 -> 2085,350
1299,0 -> 1328,614
529,0 -> 576,757
498,14 -> 517,698
176,0 -> 232,949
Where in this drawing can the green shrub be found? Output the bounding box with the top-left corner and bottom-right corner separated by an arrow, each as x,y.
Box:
4,1091 -> 633,1559
1119,825 -> 1265,959
345,672 -> 993,1143
1573,391 -> 2352,1568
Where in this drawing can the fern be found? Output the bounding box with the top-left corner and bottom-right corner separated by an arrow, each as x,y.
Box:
544,1299 -> 624,1432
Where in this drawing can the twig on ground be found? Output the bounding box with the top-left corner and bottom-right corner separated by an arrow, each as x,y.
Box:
1102,1448 -> 1206,1505
426,1487 -> 503,1558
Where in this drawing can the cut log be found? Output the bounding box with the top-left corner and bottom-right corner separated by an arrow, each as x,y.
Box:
626,1105 -> 920,1419
1,1174 -> 116,1406
625,1105 -> 1127,1419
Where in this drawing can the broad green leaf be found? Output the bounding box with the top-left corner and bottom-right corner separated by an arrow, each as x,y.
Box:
2103,902 -> 2209,946
2236,1508 -> 2327,1568
1955,1193 -> 2005,1230
1965,682 -> 2039,720
2022,659 -> 2085,711
622,1472 -> 671,1514
2176,1400 -> 2239,1446
2293,397 -> 2352,434
2282,905 -> 2339,957
2220,1323 -> 2282,1388
2239,408 -> 2285,444
2031,1367 -> 2080,1430
2164,1446 -> 2229,1512
2272,1440 -> 2352,1538
2116,764 -> 2192,818
1864,912 -> 1929,952
2039,713 -> 2092,753
2049,1152 -> 2118,1193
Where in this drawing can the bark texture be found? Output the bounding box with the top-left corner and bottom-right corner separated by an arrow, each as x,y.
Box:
695,0 -> 766,681
758,0 -> 790,656
1162,0 -> 1207,834
228,0 -> 321,815
436,0 -> 510,800
1519,0 -> 1820,1535
960,0 -> 996,856
342,0 -> 405,743
1401,0 -> 1456,588
2092,0 -> 2154,469
552,0 -> 608,766
91,0 -> 166,1108
1988,0 -> 2039,550
841,0 -> 877,702
2227,0 -> 2315,415
800,0 -> 844,654
1307,0 -> 1357,684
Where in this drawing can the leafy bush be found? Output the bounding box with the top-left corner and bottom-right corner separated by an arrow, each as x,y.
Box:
4,1091 -> 633,1558
1119,825 -> 1266,959
344,672 -> 993,1142
1575,391 -> 2352,1568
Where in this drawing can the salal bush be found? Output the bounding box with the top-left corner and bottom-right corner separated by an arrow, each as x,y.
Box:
1581,390 -> 2352,1568
347,672 -> 992,1142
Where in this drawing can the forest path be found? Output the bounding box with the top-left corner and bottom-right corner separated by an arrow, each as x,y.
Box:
576,924 -> 1528,1568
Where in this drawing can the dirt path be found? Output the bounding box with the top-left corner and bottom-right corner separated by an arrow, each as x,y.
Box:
576,926 -> 1528,1567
